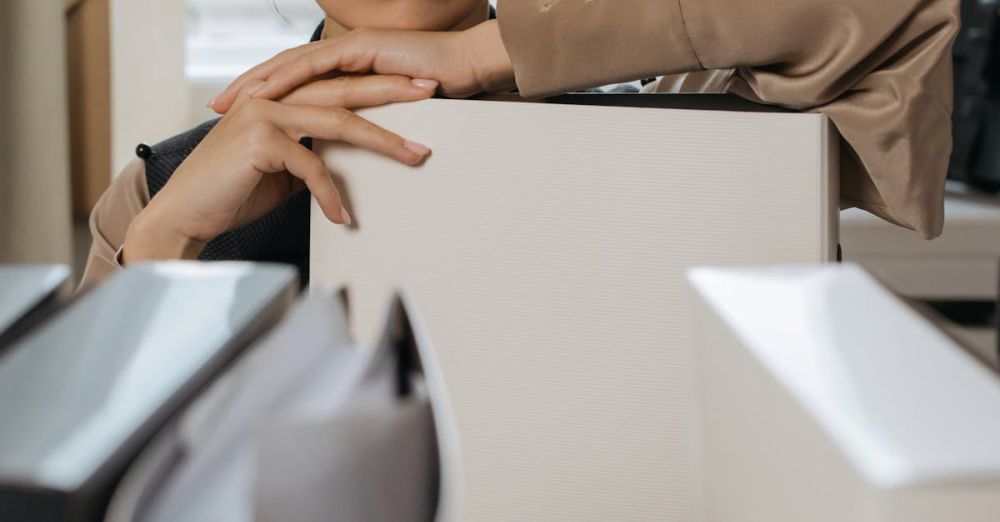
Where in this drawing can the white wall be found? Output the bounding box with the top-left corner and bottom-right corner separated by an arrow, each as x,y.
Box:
109,0 -> 188,176
0,0 -> 74,265
185,0 -> 324,126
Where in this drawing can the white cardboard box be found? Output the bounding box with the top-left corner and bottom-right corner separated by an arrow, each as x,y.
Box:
310,96 -> 839,521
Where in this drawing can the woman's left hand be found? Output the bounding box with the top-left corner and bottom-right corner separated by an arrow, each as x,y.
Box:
209,20 -> 515,114
123,75 -> 435,263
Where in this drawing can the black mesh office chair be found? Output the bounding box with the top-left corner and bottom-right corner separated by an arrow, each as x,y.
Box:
951,0 -> 1000,192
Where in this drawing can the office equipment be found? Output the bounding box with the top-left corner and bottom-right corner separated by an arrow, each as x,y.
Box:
0,265 -> 70,347
311,96 -> 839,521
0,262 -> 297,522
688,264 -> 1000,521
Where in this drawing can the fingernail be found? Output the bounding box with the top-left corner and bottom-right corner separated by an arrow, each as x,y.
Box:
340,206 -> 352,226
411,79 -> 439,90
206,99 -> 216,109
403,140 -> 431,156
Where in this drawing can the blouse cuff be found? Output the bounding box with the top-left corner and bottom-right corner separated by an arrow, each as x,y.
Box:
114,244 -> 126,268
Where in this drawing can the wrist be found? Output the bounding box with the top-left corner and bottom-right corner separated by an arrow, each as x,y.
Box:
123,207 -> 208,265
463,20 -> 515,93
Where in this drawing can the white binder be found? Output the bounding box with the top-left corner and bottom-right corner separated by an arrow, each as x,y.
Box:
0,262 -> 297,521
688,264 -> 1000,521
106,294 -> 438,522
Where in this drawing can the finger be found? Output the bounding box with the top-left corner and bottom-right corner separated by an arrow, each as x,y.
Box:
251,34 -> 377,102
210,41 -> 329,114
272,104 -> 431,166
230,79 -> 268,112
279,136 -> 350,225
280,75 -> 438,109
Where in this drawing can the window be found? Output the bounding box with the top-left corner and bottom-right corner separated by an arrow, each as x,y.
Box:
186,0 -> 324,85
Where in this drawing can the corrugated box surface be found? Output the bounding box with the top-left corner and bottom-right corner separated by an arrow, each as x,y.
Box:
311,96 -> 838,521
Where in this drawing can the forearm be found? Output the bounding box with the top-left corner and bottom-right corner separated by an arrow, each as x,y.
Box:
495,0 -> 959,239
464,20 -> 516,94
497,0 -> 699,97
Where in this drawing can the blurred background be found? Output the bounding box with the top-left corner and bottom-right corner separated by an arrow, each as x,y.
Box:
0,0 -> 325,272
0,0 -> 997,360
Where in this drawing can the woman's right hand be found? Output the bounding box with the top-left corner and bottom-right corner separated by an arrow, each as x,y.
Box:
209,20 -> 515,114
123,75 -> 437,263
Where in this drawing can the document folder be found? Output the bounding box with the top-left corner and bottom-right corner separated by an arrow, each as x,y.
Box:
106,294 -> 438,522
0,265 -> 70,348
0,262 -> 297,522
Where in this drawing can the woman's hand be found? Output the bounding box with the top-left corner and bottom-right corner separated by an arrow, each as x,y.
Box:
123,75 -> 436,263
209,20 -> 515,114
